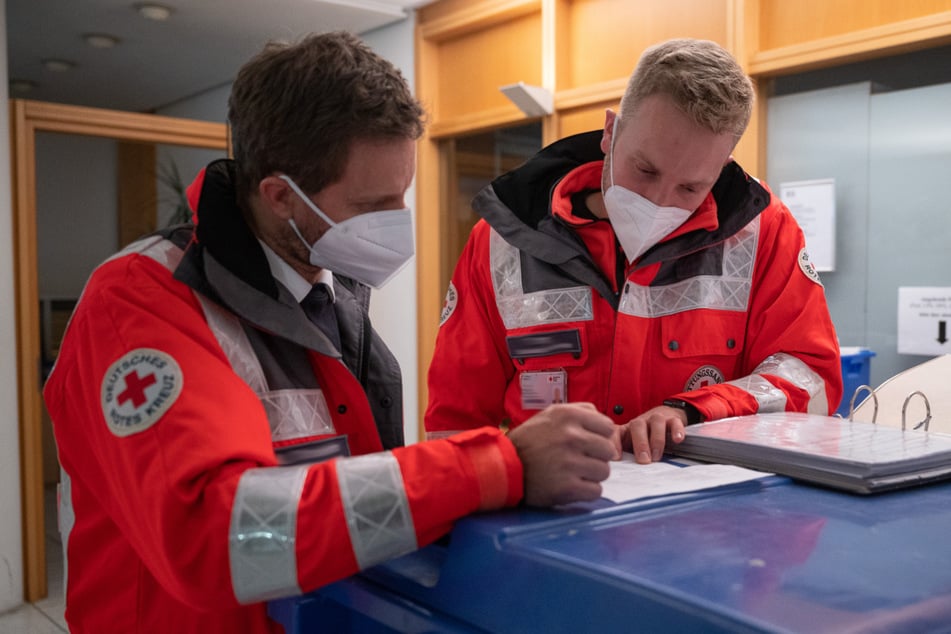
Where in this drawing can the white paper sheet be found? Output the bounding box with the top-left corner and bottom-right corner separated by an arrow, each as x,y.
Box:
600,454 -> 771,503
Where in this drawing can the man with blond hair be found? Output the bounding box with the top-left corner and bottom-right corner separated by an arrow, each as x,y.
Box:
427,38 -> 842,460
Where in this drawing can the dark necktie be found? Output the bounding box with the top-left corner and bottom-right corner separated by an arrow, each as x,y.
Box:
300,283 -> 341,350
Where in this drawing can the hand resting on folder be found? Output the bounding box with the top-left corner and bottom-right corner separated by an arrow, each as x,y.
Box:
617,404 -> 691,464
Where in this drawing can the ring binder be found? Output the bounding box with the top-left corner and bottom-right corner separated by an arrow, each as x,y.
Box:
670,412 -> 951,494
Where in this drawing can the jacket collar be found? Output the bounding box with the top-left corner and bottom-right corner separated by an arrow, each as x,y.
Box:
476,130 -> 769,267
174,159 -> 343,357
191,159 -> 279,299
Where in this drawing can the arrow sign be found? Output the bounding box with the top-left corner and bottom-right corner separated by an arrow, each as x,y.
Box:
898,287 -> 951,355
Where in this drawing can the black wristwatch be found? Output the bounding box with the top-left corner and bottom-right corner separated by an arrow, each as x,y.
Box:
662,399 -> 703,425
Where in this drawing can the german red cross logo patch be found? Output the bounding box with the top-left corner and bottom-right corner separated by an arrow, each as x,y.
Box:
100,349 -> 183,437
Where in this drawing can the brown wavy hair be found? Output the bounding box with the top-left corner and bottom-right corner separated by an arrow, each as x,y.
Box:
228,31 -> 425,201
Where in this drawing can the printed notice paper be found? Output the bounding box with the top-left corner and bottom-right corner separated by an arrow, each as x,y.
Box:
779,178 -> 836,272
600,455 -> 770,503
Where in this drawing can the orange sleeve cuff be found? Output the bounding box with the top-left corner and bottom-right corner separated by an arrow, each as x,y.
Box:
453,429 -> 523,510
674,384 -> 759,422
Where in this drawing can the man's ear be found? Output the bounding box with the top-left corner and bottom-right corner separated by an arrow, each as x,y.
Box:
600,109 -> 618,155
258,175 -> 295,220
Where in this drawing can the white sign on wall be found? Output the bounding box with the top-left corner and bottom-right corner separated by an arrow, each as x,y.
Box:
778,178 -> 836,272
898,287 -> 951,356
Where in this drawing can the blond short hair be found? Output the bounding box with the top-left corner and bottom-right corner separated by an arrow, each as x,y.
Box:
619,38 -> 753,143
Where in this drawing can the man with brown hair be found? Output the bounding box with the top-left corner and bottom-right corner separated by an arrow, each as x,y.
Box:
426,38 -> 842,461
44,31 -> 617,633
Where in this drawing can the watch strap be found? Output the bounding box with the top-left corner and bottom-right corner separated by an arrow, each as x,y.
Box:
662,398 -> 703,425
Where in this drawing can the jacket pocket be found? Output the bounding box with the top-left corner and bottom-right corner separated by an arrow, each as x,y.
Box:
659,310 -> 746,360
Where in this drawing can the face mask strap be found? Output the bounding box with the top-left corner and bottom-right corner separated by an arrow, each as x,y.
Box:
608,116 -> 621,188
279,174 -> 337,228
287,218 -> 312,253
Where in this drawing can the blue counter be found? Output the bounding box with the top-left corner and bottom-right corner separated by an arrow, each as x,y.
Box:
270,476 -> 951,633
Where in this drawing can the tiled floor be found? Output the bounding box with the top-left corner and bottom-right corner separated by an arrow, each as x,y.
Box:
0,487 -> 68,633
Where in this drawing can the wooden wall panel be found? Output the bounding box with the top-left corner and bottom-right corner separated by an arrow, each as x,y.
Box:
556,102 -> 616,139
434,12 -> 543,122
561,0 -> 730,89
759,0 -> 951,51
117,142 -> 157,248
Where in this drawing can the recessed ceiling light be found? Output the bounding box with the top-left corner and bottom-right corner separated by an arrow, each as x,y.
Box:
9,79 -> 37,94
41,59 -> 76,72
135,3 -> 174,21
84,33 -> 121,49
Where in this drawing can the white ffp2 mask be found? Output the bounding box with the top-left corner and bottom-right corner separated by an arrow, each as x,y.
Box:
281,175 -> 414,289
602,118 -> 692,263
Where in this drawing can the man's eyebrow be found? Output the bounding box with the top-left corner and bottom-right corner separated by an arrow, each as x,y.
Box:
631,152 -> 713,189
684,176 -> 715,189
629,151 -> 654,170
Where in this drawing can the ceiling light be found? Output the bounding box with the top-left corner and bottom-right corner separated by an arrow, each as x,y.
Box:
42,59 -> 76,72
84,33 -> 121,49
135,3 -> 174,21
9,79 -> 37,94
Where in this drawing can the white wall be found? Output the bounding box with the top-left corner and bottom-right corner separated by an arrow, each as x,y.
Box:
0,0 -> 25,612
35,134 -> 119,297
361,16 -> 420,444
156,17 -> 422,444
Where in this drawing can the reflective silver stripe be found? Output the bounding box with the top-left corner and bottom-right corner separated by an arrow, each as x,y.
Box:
619,218 -> 759,318
133,240 -> 336,443
229,465 -> 309,603
726,374 -> 788,413
490,229 -> 593,328
753,352 -> 829,414
107,234 -> 185,270
196,293 -> 337,442
126,237 -> 266,396
337,453 -> 417,570
425,430 -> 464,440
260,389 -> 336,442
58,468 -> 75,595
195,293 -> 269,394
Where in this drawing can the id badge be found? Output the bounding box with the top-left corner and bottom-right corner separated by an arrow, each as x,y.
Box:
520,369 -> 567,410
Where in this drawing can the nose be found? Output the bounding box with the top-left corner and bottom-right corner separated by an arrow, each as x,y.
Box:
638,181 -> 677,208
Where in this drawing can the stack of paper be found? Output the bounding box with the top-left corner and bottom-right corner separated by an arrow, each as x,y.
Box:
670,412 -> 951,494
600,457 -> 770,504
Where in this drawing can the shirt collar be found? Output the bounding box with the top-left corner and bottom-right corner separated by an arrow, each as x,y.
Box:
258,240 -> 335,303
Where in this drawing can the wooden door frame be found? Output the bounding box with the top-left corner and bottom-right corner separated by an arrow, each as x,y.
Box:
10,99 -> 228,601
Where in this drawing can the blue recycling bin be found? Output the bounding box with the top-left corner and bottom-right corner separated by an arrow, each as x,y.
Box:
837,346 -> 876,417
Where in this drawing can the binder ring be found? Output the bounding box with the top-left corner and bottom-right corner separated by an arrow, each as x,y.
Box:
901,391 -> 932,431
848,385 -> 878,422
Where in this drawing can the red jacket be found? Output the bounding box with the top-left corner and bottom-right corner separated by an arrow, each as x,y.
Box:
43,160 -> 522,633
426,132 -> 841,436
